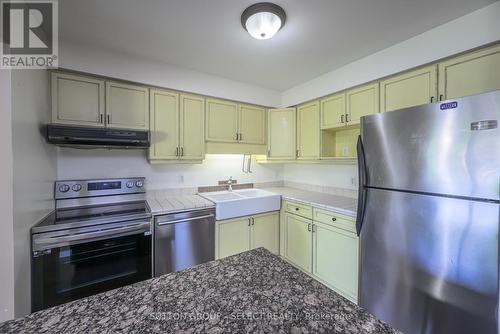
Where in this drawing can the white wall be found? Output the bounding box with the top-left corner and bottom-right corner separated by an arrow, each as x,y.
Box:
283,164 -> 358,191
57,150 -> 283,189
0,69 -> 15,322
281,2 -> 500,106
59,41 -> 282,108
11,70 -> 57,317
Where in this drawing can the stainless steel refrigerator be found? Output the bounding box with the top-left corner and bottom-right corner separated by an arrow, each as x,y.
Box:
356,90 -> 500,334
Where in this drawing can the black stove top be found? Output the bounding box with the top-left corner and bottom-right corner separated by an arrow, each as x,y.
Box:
32,200 -> 151,234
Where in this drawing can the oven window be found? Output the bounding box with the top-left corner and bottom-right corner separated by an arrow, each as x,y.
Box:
32,233 -> 151,312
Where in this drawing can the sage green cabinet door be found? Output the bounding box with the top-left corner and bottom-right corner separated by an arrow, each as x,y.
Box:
238,104 -> 266,144
267,108 -> 296,160
320,93 -> 346,129
106,81 -> 149,130
297,101 -> 320,160
149,89 -> 179,160
51,72 -> 105,127
205,98 -> 238,143
439,44 -> 500,100
180,94 -> 205,160
283,213 -> 312,272
216,217 -> 250,259
312,222 -> 359,303
380,65 -> 437,112
250,212 -> 279,254
346,83 -> 379,125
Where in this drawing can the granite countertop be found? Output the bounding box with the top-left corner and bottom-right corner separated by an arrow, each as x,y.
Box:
146,192 -> 214,215
260,187 -> 358,218
0,248 -> 398,334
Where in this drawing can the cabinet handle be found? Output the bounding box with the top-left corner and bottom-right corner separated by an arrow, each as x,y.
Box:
430,96 -> 434,103
175,147 -> 179,156
341,114 -> 344,123
267,149 -> 271,157
99,114 -> 103,124
331,217 -> 336,222
107,114 -> 111,124
180,147 -> 184,156
312,224 -> 316,233
235,133 -> 239,140
239,133 -> 242,141
251,217 -> 254,226
296,150 -> 300,158
345,114 -> 350,122
248,218 -> 251,227
439,94 -> 444,101
295,207 -> 299,211
307,223 -> 311,232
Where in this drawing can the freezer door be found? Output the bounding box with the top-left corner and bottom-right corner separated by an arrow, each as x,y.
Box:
361,90 -> 500,200
360,188 -> 499,334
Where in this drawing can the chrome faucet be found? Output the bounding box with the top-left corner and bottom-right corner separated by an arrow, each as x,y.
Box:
227,176 -> 234,192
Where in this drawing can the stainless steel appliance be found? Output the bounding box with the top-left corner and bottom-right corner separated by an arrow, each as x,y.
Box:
46,124 -> 150,148
154,208 -> 215,277
356,91 -> 500,334
31,177 -> 152,312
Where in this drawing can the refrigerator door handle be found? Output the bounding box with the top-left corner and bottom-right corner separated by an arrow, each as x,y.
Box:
356,135 -> 368,236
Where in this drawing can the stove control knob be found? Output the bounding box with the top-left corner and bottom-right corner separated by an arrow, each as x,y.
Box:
135,180 -> 144,188
72,184 -> 82,192
126,181 -> 134,188
59,184 -> 70,193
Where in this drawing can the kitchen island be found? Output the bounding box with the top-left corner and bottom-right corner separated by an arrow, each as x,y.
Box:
0,248 -> 398,333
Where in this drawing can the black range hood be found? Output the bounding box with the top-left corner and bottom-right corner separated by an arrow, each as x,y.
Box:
46,124 -> 150,149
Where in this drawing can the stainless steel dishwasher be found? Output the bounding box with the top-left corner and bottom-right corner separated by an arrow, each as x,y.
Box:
154,208 -> 215,277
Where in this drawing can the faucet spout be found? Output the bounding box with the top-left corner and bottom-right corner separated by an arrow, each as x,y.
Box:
227,176 -> 234,192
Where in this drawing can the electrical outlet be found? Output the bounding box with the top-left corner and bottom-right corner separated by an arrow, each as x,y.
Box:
342,146 -> 349,157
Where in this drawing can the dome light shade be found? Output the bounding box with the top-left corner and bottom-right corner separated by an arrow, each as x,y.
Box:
241,3 -> 286,40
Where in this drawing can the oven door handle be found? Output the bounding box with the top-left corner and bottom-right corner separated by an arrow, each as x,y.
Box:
33,221 -> 151,251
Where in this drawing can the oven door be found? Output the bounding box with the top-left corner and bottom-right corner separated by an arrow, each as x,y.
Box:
31,219 -> 152,312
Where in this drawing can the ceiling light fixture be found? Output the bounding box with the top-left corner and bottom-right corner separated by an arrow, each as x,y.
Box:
241,2 -> 286,40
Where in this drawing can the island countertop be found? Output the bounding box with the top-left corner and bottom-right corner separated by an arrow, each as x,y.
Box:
0,248 -> 398,334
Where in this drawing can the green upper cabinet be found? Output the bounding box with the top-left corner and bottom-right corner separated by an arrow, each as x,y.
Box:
238,104 -> 266,144
380,65 -> 437,112
267,108 -> 296,160
346,82 -> 379,125
180,94 -> 205,160
283,212 -> 312,272
206,99 -> 267,145
51,72 -> 105,127
205,98 -> 239,142
438,44 -> 500,100
105,81 -> 149,130
149,89 -> 179,160
312,222 -> 359,303
216,217 -> 250,259
149,91 -> 205,162
250,212 -> 279,254
297,101 -> 320,160
320,92 -> 346,129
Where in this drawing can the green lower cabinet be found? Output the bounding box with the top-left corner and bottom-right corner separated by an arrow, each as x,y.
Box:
283,212 -> 312,272
216,217 -> 250,259
251,212 -> 279,254
216,212 -> 279,259
312,222 -> 359,303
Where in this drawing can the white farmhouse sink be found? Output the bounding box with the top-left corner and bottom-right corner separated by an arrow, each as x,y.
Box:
199,188 -> 281,220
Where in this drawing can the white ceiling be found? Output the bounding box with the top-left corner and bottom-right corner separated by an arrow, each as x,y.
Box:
59,0 -> 496,91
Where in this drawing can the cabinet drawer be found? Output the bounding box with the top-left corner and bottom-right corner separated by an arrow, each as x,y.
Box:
313,208 -> 355,233
285,201 -> 313,219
